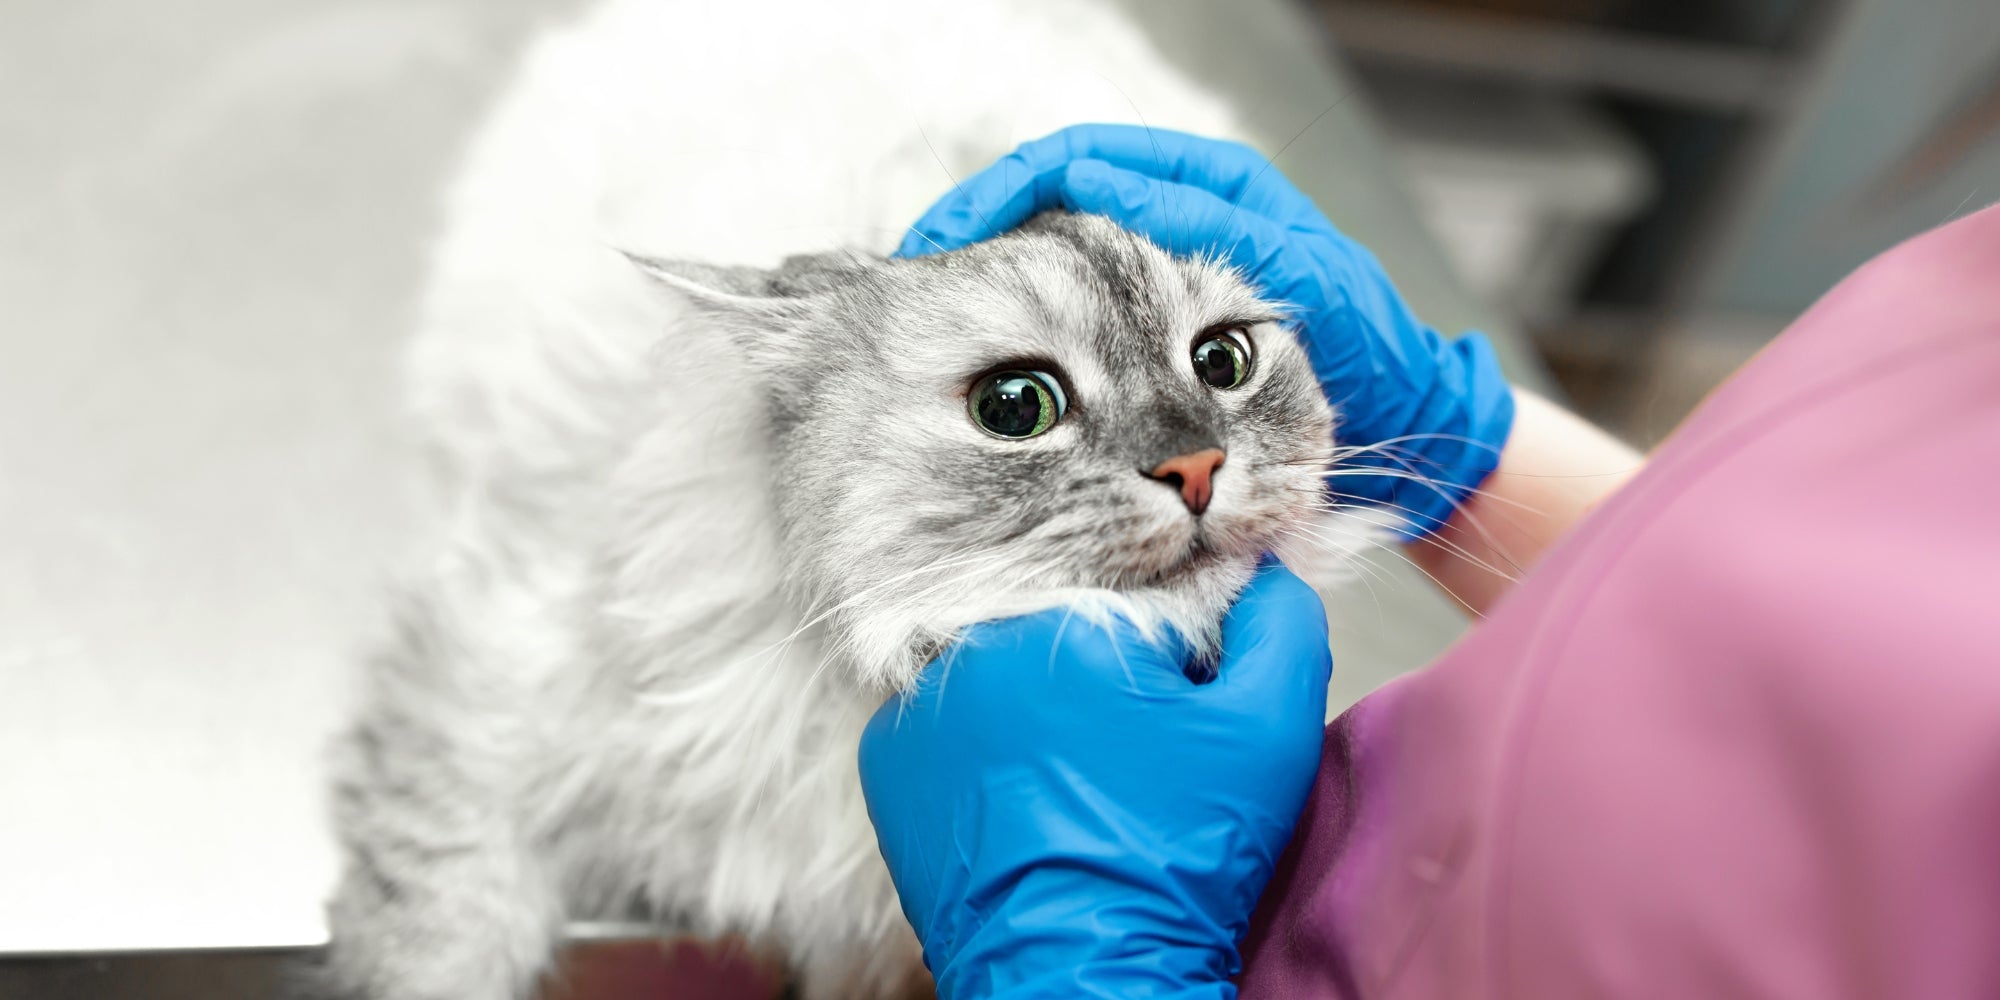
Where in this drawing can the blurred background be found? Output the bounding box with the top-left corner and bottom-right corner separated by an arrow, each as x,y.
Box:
1,0 -> 1994,997
1321,0 -> 2000,441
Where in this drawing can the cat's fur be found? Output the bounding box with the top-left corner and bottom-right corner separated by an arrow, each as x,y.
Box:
323,2 -> 1384,998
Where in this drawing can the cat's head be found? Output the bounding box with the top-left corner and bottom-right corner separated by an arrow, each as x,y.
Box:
636,212 -> 1336,690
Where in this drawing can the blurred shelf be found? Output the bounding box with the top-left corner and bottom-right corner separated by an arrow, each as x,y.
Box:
1320,0 -> 1804,113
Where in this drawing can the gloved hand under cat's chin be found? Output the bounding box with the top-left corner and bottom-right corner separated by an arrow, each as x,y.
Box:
898,123 -> 1516,538
858,556 -> 1333,999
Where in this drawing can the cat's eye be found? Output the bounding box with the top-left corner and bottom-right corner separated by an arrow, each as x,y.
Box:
969,370 -> 1067,439
1192,328 -> 1253,389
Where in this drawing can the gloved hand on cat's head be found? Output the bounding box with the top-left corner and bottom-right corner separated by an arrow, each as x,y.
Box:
858,557 -> 1332,1000
899,124 -> 1515,538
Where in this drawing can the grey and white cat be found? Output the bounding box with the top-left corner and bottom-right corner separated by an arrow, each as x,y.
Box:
323,1 -> 1385,998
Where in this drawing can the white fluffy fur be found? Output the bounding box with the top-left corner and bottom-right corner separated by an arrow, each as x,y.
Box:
324,2 -> 1387,998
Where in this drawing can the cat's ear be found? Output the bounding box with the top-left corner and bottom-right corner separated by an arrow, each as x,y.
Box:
624,254 -> 792,313
623,253 -> 811,371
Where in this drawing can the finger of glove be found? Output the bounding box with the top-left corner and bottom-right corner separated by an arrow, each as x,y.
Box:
1209,557 -> 1332,711
1019,124 -> 1313,216
911,608 -> 1198,724
1057,159 -> 1318,307
898,159 -> 1069,257
898,124 -> 1313,257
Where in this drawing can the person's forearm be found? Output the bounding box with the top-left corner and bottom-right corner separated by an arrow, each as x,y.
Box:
1409,389 -> 1643,615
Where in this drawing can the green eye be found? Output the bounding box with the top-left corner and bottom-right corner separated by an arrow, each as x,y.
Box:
970,370 -> 1067,439
1192,329 -> 1253,389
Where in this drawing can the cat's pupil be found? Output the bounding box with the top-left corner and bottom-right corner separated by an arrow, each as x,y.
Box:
1196,343 -> 1230,382
981,378 -> 1041,433
972,373 -> 1054,438
1194,335 -> 1248,389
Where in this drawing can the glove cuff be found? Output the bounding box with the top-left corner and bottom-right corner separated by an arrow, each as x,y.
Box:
933,930 -> 1239,1000
921,839 -> 1247,1000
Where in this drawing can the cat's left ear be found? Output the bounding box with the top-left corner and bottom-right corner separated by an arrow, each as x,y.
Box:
624,253 -> 812,373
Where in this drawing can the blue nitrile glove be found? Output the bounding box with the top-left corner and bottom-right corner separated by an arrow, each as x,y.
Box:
899,124 -> 1514,537
858,559 -> 1333,1000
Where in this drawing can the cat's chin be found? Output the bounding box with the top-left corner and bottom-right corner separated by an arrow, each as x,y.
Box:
1129,537 -> 1243,589
1110,502 -> 1302,590
832,548 -> 1264,696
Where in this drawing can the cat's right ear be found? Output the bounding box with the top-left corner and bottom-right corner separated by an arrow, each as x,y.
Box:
623,253 -> 807,372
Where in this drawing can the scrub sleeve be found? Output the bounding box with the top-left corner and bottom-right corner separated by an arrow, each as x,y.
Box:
1240,204 -> 2000,999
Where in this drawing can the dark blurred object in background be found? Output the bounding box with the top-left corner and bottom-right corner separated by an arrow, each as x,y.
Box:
1314,0 -> 2000,442
0,940 -> 785,1000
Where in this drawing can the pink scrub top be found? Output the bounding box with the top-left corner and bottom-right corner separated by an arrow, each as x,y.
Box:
1240,204 -> 2000,999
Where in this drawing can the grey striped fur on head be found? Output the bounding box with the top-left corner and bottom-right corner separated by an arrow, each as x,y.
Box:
633,211 -> 1338,690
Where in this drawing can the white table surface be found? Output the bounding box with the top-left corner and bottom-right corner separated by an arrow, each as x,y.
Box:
0,0 -> 1527,954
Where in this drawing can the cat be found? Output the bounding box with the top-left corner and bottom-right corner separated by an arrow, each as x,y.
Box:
322,1 -> 1386,998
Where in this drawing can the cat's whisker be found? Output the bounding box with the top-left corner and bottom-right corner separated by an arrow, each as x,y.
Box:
1100,609 -> 1142,693
1299,535 -> 1399,632
914,120 -> 994,236
1315,481 -> 1530,583
1279,522 -> 1397,619
1089,73 -> 1185,251
1318,465 -> 1537,527
1281,472 -> 1461,537
799,552 -> 1046,690
1295,521 -> 1490,618
1338,430 -> 1506,456
1216,89 -> 1357,245
1278,464 -> 1531,584
904,225 -> 948,256
1325,473 -> 1540,566
1290,435 -> 1468,468
783,548 -> 1008,648
703,549 -> 1017,686
1315,454 -> 1544,516
1299,492 -> 1523,584
1047,603 -> 1082,684
1304,494 -> 1504,592
1367,541 -> 1494,619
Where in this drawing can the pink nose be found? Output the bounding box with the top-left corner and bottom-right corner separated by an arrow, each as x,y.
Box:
1145,448 -> 1225,515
